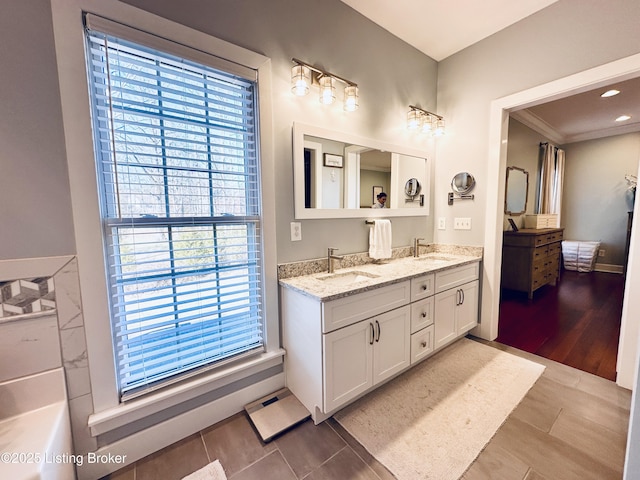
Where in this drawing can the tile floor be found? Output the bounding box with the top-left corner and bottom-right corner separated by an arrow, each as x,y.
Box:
103,338 -> 631,480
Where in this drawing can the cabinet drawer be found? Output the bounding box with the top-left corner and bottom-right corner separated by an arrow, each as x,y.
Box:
533,245 -> 549,261
435,263 -> 479,294
411,273 -> 435,301
322,281 -> 411,333
410,296 -> 434,334
547,242 -> 561,257
411,325 -> 434,364
534,230 -> 564,246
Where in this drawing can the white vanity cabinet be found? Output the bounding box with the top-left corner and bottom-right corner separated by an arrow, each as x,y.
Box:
433,263 -> 480,350
280,259 -> 480,424
323,304 -> 410,413
281,280 -> 411,423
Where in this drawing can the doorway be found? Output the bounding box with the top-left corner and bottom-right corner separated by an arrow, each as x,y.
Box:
481,53 -> 640,390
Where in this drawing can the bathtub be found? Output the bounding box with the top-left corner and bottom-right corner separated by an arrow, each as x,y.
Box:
0,368 -> 75,480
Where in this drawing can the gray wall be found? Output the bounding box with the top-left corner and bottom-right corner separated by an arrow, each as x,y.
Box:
118,0 -> 438,263
562,134 -> 640,266
435,0 -> 640,246
504,119 -> 551,229
505,120 -> 640,267
0,0 -> 75,259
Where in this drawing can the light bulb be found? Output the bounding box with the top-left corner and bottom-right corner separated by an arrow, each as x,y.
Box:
291,64 -> 310,96
407,110 -> 422,130
344,85 -> 359,112
319,76 -> 336,105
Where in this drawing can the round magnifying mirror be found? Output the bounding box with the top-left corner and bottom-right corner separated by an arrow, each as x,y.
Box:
404,178 -> 421,198
451,172 -> 475,194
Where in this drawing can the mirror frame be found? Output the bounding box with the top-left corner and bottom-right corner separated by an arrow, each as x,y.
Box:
292,123 -> 431,219
504,166 -> 529,216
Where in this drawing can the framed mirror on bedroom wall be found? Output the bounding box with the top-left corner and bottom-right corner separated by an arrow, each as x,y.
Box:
292,123 -> 431,219
505,166 -> 529,216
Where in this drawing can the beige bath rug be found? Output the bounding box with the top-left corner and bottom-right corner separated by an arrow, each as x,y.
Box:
181,459 -> 226,480
335,338 -> 544,480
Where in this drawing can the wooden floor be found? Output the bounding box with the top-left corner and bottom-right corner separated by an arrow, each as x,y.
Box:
496,269 -> 624,381
105,338 -> 631,480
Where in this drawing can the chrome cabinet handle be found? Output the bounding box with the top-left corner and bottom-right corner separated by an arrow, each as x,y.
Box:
375,320 -> 381,342
420,340 -> 427,348
421,312 -> 427,318
369,323 -> 374,345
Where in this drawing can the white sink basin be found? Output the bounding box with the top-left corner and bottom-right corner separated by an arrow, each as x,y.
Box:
318,271 -> 379,286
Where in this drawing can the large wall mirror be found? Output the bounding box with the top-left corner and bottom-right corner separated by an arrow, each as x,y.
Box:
292,123 -> 431,219
504,166 -> 529,215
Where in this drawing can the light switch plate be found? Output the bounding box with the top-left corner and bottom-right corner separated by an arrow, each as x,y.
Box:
454,217 -> 472,230
290,222 -> 302,241
438,217 -> 446,230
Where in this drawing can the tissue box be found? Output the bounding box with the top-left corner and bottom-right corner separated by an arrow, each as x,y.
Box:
524,214 -> 558,229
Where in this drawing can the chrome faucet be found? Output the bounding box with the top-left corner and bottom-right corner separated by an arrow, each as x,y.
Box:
328,247 -> 345,273
413,238 -> 429,258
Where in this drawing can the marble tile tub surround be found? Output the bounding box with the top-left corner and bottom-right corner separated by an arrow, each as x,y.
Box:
0,255 -> 97,456
278,244 -> 483,301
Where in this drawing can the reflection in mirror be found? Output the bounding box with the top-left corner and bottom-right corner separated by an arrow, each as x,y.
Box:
451,172 -> 476,194
504,166 -> 529,215
405,178 -> 421,198
293,123 -> 431,219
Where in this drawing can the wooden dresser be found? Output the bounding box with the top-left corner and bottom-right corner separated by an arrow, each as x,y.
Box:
502,228 -> 564,299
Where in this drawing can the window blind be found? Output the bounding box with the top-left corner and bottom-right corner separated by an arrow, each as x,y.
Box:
85,27 -> 264,399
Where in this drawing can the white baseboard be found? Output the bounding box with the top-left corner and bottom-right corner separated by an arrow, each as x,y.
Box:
594,263 -> 624,274
77,373 -> 285,480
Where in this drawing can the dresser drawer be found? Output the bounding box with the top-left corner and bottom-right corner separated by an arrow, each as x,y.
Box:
548,242 -> 561,257
410,296 -> 434,334
535,230 -> 563,246
533,245 -> 549,261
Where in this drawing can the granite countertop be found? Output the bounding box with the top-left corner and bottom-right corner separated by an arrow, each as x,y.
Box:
279,252 -> 482,301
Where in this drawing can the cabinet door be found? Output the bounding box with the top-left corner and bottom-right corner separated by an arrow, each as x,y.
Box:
372,306 -> 411,385
323,320 -> 374,413
434,288 -> 457,350
456,280 -> 479,334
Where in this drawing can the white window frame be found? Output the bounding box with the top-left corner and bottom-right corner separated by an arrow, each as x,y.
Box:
51,0 -> 279,430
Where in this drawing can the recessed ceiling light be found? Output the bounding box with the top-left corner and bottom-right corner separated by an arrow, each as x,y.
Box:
601,89 -> 621,98
616,115 -> 631,122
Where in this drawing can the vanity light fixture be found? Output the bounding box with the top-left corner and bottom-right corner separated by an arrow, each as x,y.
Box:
407,105 -> 445,136
616,114 -> 632,122
291,58 -> 359,111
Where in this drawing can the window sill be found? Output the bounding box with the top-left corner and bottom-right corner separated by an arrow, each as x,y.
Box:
88,349 -> 285,436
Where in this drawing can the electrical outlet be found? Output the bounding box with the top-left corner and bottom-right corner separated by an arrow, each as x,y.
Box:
599,249 -> 606,257
454,217 -> 472,230
438,217 -> 446,230
290,222 -> 302,241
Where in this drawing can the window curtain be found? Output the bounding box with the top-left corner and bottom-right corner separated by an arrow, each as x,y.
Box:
538,143 -> 565,227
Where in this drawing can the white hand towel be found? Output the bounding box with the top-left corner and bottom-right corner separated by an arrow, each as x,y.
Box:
369,219 -> 392,259
182,460 -> 227,480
